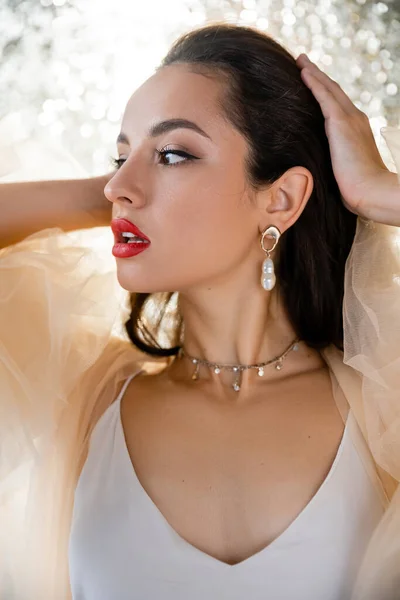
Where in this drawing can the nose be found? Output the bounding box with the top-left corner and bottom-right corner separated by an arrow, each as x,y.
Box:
103,169 -> 146,209
104,176 -> 133,207
104,180 -> 132,204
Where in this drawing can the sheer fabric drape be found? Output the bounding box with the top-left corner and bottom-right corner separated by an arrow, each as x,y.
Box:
0,125 -> 399,599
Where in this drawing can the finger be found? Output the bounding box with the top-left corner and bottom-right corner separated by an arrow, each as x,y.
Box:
296,53 -> 312,68
300,68 -> 347,121
297,54 -> 357,116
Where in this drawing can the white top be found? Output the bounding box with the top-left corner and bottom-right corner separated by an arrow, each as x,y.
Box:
68,372 -> 385,600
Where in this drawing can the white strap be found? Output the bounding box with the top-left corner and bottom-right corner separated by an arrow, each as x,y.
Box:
115,368 -> 143,403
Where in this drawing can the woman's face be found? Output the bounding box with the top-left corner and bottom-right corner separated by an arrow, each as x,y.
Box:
104,64 -> 262,294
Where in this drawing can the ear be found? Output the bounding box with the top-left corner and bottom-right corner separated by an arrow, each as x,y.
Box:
258,167 -> 314,234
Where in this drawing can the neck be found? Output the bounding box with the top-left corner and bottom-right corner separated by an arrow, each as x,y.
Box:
164,277 -> 325,394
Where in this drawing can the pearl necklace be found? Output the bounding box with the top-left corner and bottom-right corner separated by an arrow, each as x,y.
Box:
178,338 -> 301,392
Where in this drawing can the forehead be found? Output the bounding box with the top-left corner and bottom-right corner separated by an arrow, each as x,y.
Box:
121,64 -> 226,137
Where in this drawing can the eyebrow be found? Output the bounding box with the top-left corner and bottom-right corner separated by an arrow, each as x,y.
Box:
116,118 -> 211,145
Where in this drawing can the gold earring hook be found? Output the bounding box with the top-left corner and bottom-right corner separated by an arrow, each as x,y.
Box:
260,225 -> 281,256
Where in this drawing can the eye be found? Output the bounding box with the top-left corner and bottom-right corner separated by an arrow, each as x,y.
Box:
109,156 -> 125,170
108,147 -> 198,171
156,147 -> 197,167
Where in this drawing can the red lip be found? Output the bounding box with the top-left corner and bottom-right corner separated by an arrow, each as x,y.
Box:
110,218 -> 151,259
111,218 -> 150,242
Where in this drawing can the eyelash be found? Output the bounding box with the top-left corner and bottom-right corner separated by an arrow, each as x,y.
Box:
109,148 -> 197,170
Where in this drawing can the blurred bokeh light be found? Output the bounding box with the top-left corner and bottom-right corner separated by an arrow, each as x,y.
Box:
0,0 -> 399,178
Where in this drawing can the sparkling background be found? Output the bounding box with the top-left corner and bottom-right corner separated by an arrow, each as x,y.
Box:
0,0 -> 399,179
0,6 -> 398,571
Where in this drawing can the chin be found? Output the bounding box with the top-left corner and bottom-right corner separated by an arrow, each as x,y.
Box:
115,261 -> 192,294
117,278 -> 152,294
115,272 -> 169,295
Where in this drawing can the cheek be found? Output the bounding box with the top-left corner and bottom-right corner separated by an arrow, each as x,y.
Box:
114,164 -> 256,292
155,171 -> 254,274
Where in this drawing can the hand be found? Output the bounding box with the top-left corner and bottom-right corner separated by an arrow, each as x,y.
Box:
296,53 -> 400,226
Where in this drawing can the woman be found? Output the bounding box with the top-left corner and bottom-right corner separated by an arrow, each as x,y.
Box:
1,23 -> 400,600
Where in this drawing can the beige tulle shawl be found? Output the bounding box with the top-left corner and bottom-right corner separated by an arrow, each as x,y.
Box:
0,126 -> 400,599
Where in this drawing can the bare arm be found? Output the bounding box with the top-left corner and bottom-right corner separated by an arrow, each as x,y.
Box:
0,172 -> 114,248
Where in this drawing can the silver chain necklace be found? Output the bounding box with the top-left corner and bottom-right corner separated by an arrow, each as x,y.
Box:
177,338 -> 301,392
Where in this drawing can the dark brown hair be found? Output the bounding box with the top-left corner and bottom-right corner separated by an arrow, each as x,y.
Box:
124,23 -> 357,357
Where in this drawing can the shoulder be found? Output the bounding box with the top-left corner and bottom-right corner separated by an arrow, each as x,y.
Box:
114,360 -> 168,402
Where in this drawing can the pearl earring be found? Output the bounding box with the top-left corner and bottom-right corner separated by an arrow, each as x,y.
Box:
260,225 -> 281,291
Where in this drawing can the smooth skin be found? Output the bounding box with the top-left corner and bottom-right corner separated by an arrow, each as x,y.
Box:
105,58 -> 398,565
104,62 -> 353,566
2,54 -> 397,567
104,63 -> 321,391
0,174 -> 112,248
104,59 -> 399,566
